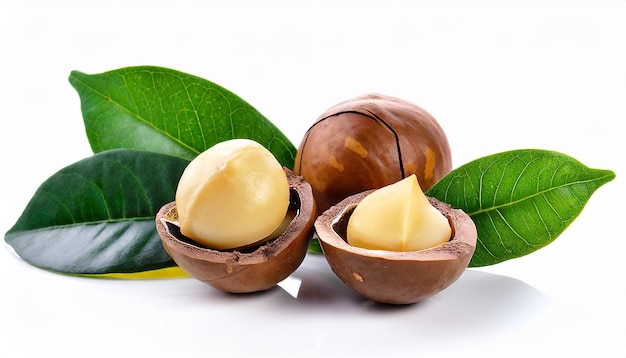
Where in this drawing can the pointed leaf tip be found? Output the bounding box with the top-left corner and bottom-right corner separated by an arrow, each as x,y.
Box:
5,149 -> 190,275
426,149 -> 615,267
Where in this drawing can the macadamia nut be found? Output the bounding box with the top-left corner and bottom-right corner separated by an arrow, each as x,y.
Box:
175,139 -> 290,250
295,93 -> 452,214
347,175 -> 451,251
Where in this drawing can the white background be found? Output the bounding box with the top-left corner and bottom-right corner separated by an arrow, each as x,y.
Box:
1,1 -> 625,357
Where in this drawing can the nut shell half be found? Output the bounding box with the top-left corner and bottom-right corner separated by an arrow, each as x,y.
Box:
315,190 -> 476,304
156,168 -> 316,293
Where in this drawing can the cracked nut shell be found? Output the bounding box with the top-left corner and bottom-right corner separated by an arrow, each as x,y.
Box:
315,190 -> 477,304
156,168 -> 316,293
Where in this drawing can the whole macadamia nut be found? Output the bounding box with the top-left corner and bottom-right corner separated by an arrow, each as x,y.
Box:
295,94 -> 452,214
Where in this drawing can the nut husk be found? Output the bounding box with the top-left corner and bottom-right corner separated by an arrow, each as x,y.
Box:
295,93 -> 452,214
156,168 -> 316,293
315,190 -> 477,304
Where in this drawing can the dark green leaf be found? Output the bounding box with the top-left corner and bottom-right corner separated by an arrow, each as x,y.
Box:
426,149 -> 615,267
308,237 -> 323,254
68,66 -> 296,168
5,149 -> 190,274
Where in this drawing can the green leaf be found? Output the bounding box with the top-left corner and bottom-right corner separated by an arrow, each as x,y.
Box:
68,66 -> 296,168
308,237 -> 323,254
5,149 -> 190,275
426,149 -> 615,267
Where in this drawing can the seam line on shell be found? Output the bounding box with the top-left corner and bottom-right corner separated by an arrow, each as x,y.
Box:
307,110 -> 405,179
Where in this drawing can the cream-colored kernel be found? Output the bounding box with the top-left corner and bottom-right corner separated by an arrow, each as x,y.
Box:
347,174 -> 451,252
175,139 -> 289,250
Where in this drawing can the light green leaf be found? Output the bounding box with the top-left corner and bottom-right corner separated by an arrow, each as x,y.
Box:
68,66 -> 296,168
5,149 -> 190,275
426,149 -> 615,267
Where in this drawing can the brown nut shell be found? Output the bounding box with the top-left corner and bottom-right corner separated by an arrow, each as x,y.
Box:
295,93 -> 452,214
156,168 -> 316,293
315,190 -> 476,304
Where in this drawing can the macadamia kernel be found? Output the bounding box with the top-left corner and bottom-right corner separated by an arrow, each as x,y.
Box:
175,139 -> 290,250
347,175 -> 451,251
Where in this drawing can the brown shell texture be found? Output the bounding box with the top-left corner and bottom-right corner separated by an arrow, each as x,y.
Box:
315,190 -> 477,305
295,93 -> 452,214
156,168 -> 316,293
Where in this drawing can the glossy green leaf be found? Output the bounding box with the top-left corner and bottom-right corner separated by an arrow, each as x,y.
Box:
426,149 -> 615,267
308,236 -> 323,254
68,66 -> 296,168
5,149 -> 190,275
